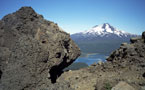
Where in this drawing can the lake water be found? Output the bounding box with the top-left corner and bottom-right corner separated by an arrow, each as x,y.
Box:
75,53 -> 108,65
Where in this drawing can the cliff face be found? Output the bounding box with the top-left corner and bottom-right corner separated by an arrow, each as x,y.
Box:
57,31 -> 145,90
0,7 -> 80,90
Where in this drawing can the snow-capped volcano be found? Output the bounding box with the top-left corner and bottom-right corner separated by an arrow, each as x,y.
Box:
82,23 -> 127,36
71,23 -> 137,40
71,23 -> 138,54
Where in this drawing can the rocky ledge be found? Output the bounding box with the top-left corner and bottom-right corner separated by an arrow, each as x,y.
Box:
0,7 -> 80,90
57,31 -> 145,90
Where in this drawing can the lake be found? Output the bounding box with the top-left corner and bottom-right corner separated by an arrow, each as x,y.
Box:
74,53 -> 109,65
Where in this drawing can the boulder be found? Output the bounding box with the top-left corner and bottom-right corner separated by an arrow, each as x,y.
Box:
0,7 -> 80,90
130,37 -> 141,43
111,81 -> 135,90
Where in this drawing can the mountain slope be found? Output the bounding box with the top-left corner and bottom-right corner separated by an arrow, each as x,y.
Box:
71,23 -> 138,54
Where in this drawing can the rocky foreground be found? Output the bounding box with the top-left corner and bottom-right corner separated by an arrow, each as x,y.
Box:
0,7 -> 145,90
57,32 -> 145,90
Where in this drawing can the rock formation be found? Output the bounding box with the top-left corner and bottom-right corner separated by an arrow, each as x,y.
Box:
0,7 -> 80,90
57,31 -> 145,90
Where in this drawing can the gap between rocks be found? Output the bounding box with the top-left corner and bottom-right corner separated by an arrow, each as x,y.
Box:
49,55 -> 72,83
0,70 -> 2,79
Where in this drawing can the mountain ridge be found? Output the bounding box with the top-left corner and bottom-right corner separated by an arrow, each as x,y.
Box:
71,23 -> 138,54
71,23 -> 138,40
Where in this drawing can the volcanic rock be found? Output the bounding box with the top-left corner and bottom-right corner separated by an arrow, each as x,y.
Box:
0,7 -> 80,90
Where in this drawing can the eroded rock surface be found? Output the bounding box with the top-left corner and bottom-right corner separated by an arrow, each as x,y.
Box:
0,7 -> 80,90
57,31 -> 145,90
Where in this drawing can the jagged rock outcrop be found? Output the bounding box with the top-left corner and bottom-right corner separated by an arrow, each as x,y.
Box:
107,31 -> 145,67
0,7 -> 80,90
57,31 -> 145,90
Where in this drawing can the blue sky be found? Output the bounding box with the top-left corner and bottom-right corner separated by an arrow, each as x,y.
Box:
0,0 -> 145,35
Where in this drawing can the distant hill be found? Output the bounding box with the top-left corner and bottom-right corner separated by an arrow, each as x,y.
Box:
71,23 -> 138,54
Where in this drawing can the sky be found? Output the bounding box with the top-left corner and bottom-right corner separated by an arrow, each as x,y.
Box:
0,0 -> 145,35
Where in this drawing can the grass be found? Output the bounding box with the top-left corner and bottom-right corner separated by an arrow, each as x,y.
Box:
104,82 -> 112,90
